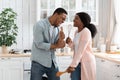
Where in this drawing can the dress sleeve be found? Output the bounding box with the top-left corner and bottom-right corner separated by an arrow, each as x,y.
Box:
67,30 -> 78,50
70,28 -> 91,67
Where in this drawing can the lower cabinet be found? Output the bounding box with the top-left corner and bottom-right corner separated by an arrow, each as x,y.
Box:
23,57 -> 31,80
23,70 -> 31,80
0,55 -> 72,80
0,57 -> 23,80
96,57 -> 120,80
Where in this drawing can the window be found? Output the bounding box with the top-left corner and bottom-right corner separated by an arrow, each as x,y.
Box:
36,0 -> 98,24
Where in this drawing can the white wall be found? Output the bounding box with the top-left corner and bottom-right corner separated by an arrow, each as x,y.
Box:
0,0 -> 36,50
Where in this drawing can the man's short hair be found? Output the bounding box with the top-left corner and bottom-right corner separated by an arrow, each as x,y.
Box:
53,7 -> 67,15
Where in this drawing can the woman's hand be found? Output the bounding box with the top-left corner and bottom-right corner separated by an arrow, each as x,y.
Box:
66,37 -> 72,44
66,66 -> 75,73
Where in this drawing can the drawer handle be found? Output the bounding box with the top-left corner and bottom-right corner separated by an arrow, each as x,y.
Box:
28,71 -> 31,74
1,58 -> 11,60
1,58 -> 5,60
116,65 -> 120,67
117,75 -> 120,78
101,59 -> 105,62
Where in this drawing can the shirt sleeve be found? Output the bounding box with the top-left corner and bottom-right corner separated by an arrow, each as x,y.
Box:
70,28 -> 91,67
33,22 -> 51,51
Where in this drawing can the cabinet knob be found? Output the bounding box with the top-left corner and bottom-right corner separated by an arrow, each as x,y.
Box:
101,59 -> 105,62
0,57 -> 11,60
116,75 -> 120,78
1,58 -> 5,60
26,71 -> 31,74
116,65 -> 120,67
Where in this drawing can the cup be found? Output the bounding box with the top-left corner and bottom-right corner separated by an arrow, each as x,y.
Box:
56,49 -> 61,53
64,47 -> 71,53
110,45 -> 117,52
100,44 -> 106,52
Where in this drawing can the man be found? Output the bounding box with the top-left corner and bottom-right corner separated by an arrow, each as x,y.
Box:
30,8 -> 67,80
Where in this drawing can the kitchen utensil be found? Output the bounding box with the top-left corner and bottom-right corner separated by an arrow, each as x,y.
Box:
68,24 -> 72,37
56,70 -> 68,77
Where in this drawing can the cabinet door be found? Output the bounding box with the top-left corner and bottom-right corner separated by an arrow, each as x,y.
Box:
24,71 -> 31,80
96,57 -> 113,80
107,62 -> 120,80
23,57 -> 31,70
96,57 -> 106,80
96,57 -> 120,80
0,58 -> 23,80
23,57 -> 31,80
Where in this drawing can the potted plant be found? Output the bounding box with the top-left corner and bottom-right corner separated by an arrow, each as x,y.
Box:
0,8 -> 18,54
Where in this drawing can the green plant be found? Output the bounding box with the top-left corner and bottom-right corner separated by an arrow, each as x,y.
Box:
0,8 -> 18,46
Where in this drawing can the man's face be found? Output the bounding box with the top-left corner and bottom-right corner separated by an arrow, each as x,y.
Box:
54,13 -> 67,27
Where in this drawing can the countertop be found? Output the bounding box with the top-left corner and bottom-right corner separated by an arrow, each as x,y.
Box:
94,52 -> 120,64
0,52 -> 120,64
0,52 -> 73,57
0,53 -> 31,57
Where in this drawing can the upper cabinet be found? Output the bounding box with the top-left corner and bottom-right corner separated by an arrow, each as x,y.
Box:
36,0 -> 98,24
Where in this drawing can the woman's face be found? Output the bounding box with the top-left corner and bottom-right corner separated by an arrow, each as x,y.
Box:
73,15 -> 84,28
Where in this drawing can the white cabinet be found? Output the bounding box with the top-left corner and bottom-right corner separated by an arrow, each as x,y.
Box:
0,55 -> 72,80
0,57 -> 23,80
96,57 -> 120,80
23,57 -> 31,80
23,70 -> 31,80
56,56 -> 72,80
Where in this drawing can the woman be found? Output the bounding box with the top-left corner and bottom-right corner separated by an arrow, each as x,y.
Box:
66,12 -> 97,80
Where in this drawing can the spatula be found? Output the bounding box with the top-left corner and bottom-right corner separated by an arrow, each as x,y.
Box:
56,70 -> 68,77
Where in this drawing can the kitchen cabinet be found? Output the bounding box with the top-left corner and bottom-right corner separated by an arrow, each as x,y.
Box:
96,57 -> 120,80
23,57 -> 31,80
0,54 -> 73,80
0,57 -> 23,80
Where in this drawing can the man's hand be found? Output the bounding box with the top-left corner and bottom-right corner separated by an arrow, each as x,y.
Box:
50,27 -> 65,49
55,39 -> 65,48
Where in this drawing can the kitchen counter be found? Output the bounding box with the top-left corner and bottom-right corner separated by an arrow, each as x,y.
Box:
94,52 -> 120,64
0,53 -> 31,57
0,52 -> 120,64
0,51 -> 73,58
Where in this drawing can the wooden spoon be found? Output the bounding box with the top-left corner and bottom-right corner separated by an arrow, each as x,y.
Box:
56,70 -> 68,77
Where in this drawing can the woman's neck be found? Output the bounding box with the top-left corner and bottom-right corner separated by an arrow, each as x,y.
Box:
78,27 -> 84,32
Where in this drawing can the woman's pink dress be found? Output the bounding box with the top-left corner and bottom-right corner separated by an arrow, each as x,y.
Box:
69,28 -> 96,80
